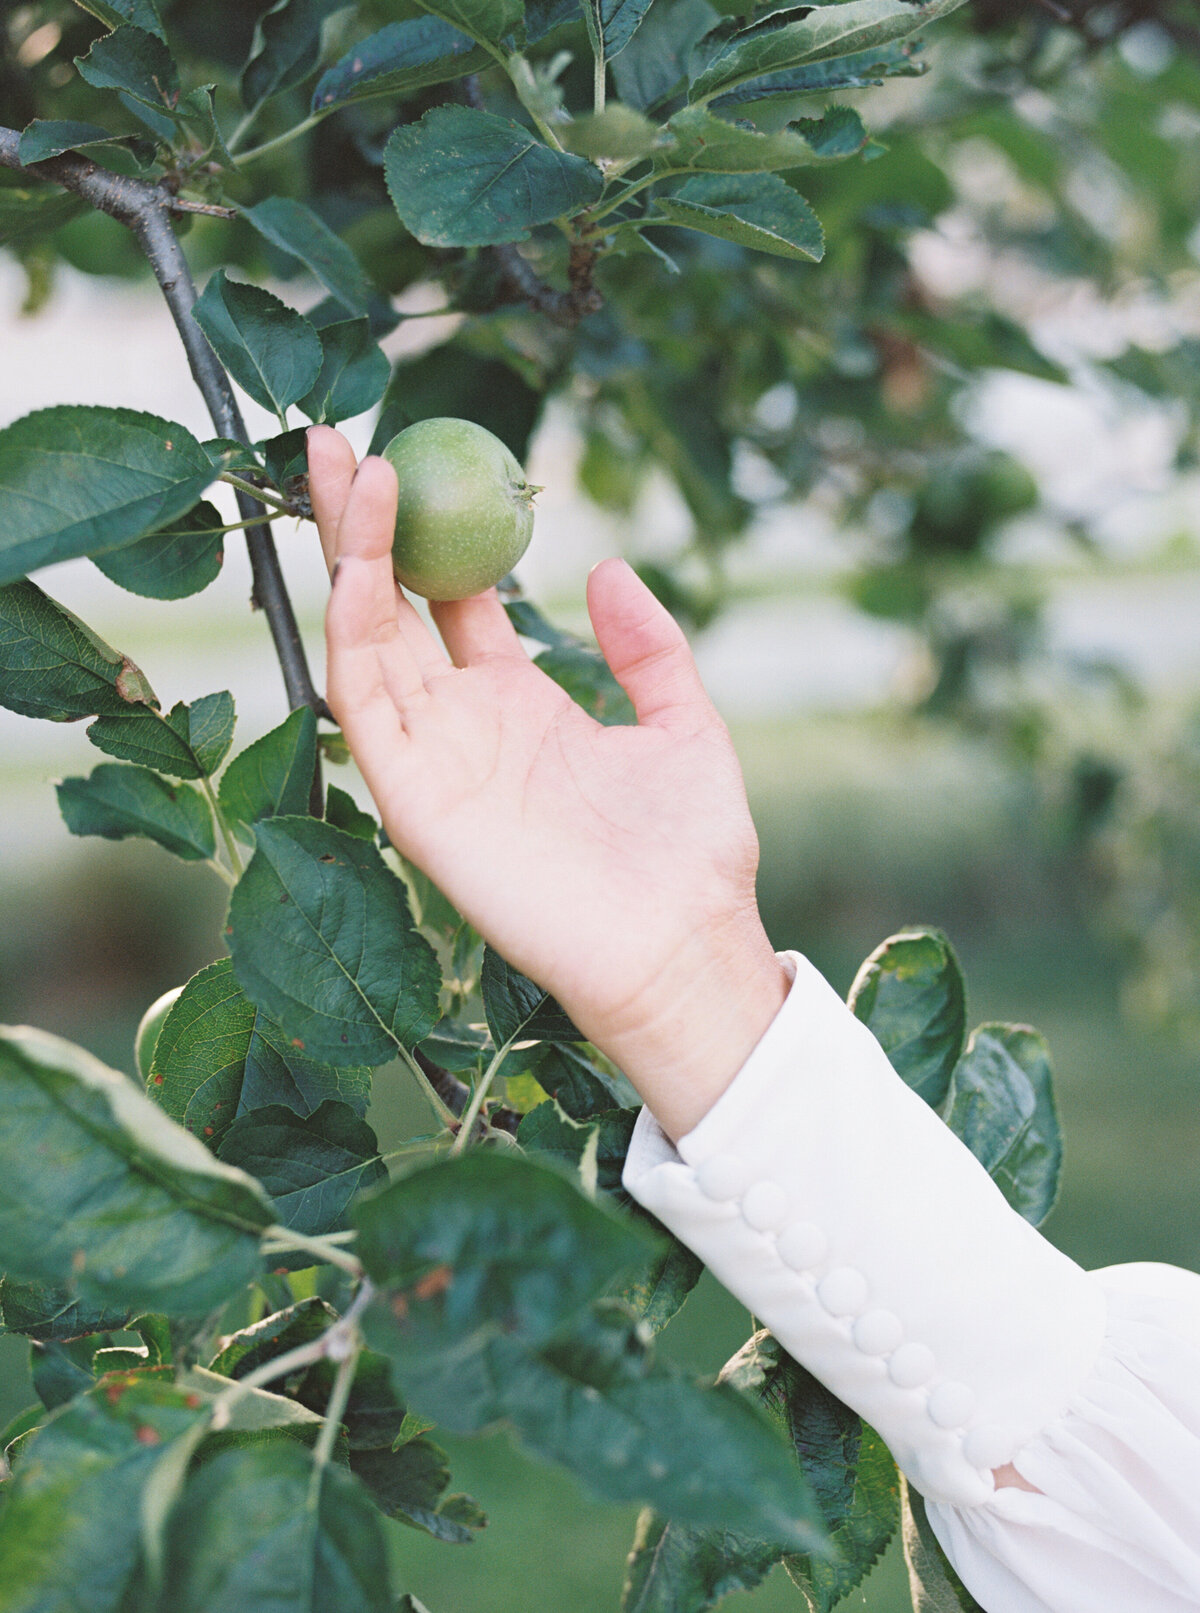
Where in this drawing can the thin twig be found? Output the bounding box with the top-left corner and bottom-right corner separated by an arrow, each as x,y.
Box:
167,196 -> 239,219
0,127 -> 330,728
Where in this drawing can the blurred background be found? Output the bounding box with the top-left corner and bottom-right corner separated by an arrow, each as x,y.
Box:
3,0 -> 1200,1605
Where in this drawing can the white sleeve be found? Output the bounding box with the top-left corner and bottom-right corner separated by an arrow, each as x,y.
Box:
620,951 -> 1200,1613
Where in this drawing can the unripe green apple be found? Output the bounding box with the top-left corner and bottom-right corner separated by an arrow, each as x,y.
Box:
135,985 -> 183,1082
381,417 -> 537,601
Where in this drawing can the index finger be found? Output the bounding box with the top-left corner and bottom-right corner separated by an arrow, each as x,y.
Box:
306,425 -> 359,574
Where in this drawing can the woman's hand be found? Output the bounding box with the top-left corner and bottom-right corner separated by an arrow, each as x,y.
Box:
309,426 -> 788,1139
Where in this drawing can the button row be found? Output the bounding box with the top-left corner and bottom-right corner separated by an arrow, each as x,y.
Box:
694,1150 -> 1007,1468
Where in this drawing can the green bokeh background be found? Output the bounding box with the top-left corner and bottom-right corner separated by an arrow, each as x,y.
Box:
2,705 -> 1195,1611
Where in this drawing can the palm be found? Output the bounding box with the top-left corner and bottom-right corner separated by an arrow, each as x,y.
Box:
353,650 -> 754,1023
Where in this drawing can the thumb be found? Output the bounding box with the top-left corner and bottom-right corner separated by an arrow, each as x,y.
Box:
586,558 -> 717,733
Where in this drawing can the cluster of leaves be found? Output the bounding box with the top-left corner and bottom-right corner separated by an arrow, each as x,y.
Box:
0,664 -> 1056,1609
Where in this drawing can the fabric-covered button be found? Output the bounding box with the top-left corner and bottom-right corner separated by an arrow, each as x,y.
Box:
853,1309 -> 903,1356
964,1425 -> 1016,1470
928,1381 -> 976,1429
741,1180 -> 789,1232
888,1342 -> 936,1389
695,1154 -> 751,1201
817,1267 -> 868,1317
776,1221 -> 828,1271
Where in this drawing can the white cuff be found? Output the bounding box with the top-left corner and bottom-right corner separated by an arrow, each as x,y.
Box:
621,951 -> 1107,1507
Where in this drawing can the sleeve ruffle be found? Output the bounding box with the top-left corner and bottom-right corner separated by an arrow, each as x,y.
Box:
928,1263 -> 1200,1611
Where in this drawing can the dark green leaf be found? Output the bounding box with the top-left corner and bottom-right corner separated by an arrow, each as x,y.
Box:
0,1378 -> 203,1613
354,1150 -> 647,1343
73,0 -> 165,38
411,0 -> 523,49
209,1297 -> 338,1380
352,1439 -> 487,1542
260,426 -> 310,488
293,1347 -> 407,1448
710,42 -> 925,109
779,1365 -> 899,1611
369,340 -> 542,461
529,1040 -> 638,1117
0,406 -> 216,584
228,817 -> 442,1065
162,1444 -> 393,1613
91,499 -> 226,600
57,764 -> 216,861
621,1508 -> 779,1613
203,438 -> 262,473
612,0 -> 718,110
847,928 -> 965,1108
0,579 -> 157,722
652,173 -> 825,262
0,1278 -> 134,1343
535,641 -> 636,724
356,1155 -> 823,1548
244,197 -> 371,317
389,1292 -> 827,1550
172,84 -> 235,170
944,1025 -> 1061,1225
32,1338 -> 96,1410
17,121 -> 131,166
300,318 -> 390,424
384,106 -> 603,249
525,0 -> 580,42
193,271 -> 323,417
88,690 -> 235,779
0,1026 -> 270,1313
583,0 -> 654,62
216,1100 -> 386,1237
784,1428 -> 898,1611
73,25 -> 180,127
616,1232 -> 704,1334
900,1476 -> 984,1611
312,17 -> 489,111
325,783 -> 378,841
218,706 -> 318,840
517,1100 -> 636,1194
481,945 -> 583,1046
148,958 -> 371,1145
788,103 -> 871,159
242,0 -> 339,109
688,0 -> 966,102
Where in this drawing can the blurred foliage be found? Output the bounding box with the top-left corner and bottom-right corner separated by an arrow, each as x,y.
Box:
5,0 -> 1198,1041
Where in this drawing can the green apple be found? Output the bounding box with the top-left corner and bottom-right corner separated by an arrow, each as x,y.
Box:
381,417 -> 537,601
135,984 -> 183,1083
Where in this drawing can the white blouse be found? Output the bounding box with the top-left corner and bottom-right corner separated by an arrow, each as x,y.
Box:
621,950 -> 1200,1611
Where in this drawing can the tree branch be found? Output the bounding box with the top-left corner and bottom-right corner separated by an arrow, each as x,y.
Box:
0,127 -> 330,724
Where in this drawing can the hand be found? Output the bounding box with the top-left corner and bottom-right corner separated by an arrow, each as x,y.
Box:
308,426 -> 789,1139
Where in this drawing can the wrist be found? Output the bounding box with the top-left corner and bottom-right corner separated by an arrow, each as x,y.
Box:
576,913 -> 792,1144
